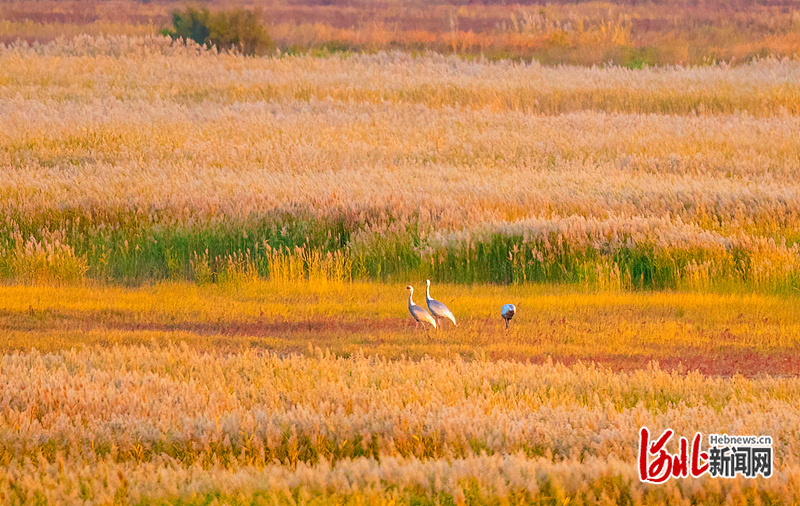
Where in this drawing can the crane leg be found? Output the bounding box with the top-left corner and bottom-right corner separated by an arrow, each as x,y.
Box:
505,318 -> 509,329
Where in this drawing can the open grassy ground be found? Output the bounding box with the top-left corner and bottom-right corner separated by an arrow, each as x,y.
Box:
0,281 -> 799,504
2,281 -> 800,376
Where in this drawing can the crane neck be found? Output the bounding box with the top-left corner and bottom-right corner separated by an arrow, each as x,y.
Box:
408,288 -> 414,306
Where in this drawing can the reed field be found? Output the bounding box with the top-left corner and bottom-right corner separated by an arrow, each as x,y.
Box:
0,281 -> 799,504
2,36 -> 800,290
1,25 -> 800,505
3,0 -> 800,66
1,346 -> 800,505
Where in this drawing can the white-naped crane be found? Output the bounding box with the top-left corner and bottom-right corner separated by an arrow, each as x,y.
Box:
425,279 -> 457,327
407,285 -> 437,329
501,304 -> 516,329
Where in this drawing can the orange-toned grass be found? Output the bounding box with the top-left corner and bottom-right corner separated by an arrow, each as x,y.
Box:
2,281 -> 798,376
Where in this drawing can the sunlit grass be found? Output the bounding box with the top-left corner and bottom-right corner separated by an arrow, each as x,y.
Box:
3,39 -> 800,288
0,35 -> 796,504
0,329 -> 797,504
1,281 -> 798,374
0,274 -> 796,504
1,24 -> 798,506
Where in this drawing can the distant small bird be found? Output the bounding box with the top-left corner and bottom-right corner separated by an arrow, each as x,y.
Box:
501,304 -> 516,329
407,285 -> 437,329
425,279 -> 457,327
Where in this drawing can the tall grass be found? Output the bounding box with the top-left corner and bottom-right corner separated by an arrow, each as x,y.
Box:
4,212 -> 800,290
0,344 -> 797,503
2,38 -> 800,289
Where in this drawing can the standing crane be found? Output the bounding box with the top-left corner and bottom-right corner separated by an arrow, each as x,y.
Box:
407,285 -> 437,329
425,279 -> 457,327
